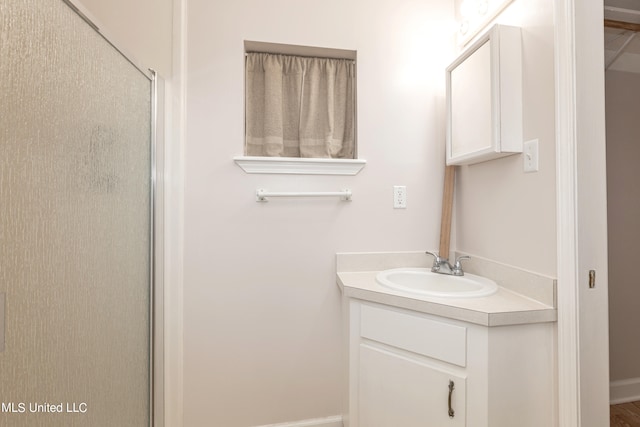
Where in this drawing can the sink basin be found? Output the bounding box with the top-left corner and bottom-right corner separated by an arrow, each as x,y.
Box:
376,268 -> 498,298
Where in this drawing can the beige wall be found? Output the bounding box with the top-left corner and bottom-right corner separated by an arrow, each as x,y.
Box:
606,70 -> 640,382
74,0 -> 173,77
182,0 -> 454,425
453,0 -> 557,277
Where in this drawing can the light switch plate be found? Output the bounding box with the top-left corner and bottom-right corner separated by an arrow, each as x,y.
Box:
523,139 -> 539,173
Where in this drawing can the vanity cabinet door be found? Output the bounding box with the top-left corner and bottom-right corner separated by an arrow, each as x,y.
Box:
358,343 -> 466,427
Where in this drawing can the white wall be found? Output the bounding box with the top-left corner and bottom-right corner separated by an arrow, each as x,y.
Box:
72,0 -> 558,423
453,0 -> 557,277
182,0 -> 454,425
606,70 -> 640,384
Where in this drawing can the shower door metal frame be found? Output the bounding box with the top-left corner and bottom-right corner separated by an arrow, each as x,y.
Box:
59,1 -> 166,426
150,70 -> 165,427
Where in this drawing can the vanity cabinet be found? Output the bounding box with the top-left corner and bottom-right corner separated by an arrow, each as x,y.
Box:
359,344 -> 466,426
346,301 -> 555,427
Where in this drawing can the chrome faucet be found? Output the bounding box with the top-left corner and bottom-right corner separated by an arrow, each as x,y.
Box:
425,251 -> 470,276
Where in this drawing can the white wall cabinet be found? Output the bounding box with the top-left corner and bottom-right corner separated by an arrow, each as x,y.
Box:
346,301 -> 555,427
446,24 -> 523,165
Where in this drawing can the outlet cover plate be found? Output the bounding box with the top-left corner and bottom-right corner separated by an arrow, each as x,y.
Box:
393,185 -> 407,208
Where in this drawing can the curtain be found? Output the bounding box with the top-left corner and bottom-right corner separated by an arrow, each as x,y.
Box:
245,52 -> 356,158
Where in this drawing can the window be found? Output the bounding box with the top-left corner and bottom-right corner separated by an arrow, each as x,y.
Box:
236,41 -> 364,175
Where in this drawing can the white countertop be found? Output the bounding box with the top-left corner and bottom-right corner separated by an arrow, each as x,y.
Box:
337,270 -> 557,327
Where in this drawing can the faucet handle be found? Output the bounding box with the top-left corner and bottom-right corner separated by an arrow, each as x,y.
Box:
425,251 -> 441,271
454,255 -> 470,266
425,251 -> 440,261
453,255 -> 470,276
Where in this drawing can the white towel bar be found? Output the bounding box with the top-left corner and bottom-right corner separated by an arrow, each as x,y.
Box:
256,189 -> 352,202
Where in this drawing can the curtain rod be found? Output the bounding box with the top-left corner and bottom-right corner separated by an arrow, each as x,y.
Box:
245,52 -> 356,63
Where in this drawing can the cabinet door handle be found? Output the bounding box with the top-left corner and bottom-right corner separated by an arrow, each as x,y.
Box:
448,380 -> 455,418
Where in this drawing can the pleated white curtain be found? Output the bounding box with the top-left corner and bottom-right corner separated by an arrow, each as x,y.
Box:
245,52 -> 356,158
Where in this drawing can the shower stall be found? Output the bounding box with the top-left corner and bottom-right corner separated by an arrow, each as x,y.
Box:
0,0 -> 163,425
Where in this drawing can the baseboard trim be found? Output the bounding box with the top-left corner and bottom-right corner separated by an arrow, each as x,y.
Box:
255,415 -> 343,427
610,377 -> 640,404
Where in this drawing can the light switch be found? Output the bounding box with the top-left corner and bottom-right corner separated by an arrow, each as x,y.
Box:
523,139 -> 539,173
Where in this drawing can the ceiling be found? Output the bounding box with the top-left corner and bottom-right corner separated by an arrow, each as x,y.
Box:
605,0 -> 640,23
604,0 -> 640,71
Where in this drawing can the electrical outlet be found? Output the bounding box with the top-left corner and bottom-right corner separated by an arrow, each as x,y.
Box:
523,139 -> 539,173
393,186 -> 406,209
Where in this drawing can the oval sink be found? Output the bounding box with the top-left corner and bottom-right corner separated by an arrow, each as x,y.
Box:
376,268 -> 498,298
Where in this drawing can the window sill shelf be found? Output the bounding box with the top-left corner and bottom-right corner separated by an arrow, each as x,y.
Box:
233,156 -> 366,175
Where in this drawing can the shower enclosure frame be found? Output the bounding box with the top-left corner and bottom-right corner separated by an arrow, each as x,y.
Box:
60,1 -> 166,426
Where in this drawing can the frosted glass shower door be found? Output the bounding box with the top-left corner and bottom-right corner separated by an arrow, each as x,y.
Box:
1,0 -> 153,426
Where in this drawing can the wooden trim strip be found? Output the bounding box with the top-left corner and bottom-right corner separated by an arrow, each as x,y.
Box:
439,166 -> 456,259
605,19 -> 640,33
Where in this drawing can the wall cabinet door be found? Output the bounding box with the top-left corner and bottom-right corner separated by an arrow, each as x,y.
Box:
446,24 -> 523,165
358,343 -> 466,427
